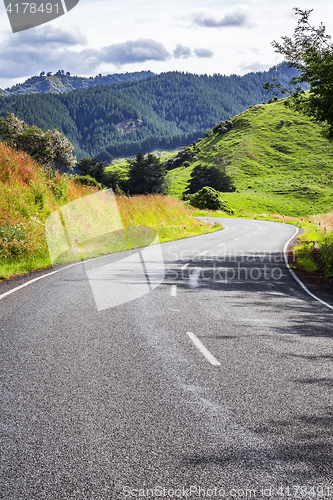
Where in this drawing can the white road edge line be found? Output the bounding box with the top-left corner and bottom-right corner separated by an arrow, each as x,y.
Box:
186,331 -> 221,366
0,249 -> 113,302
0,261 -> 84,301
283,226 -> 333,311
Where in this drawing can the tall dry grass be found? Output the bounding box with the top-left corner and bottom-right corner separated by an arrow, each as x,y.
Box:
116,194 -> 214,242
312,212 -> 333,232
0,141 -> 97,279
0,144 -> 218,280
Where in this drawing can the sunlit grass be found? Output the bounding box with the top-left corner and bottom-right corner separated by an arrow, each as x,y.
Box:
115,194 -> 220,243
0,142 -> 98,280
0,143 -> 221,280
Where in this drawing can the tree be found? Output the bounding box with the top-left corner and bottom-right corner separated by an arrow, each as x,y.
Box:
264,8 -> 333,141
126,152 -> 168,195
102,170 -> 125,193
183,164 -> 235,195
0,113 -> 76,171
76,158 -> 105,183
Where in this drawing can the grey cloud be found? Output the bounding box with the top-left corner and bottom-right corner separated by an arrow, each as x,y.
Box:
0,34 -> 170,81
193,11 -> 250,28
0,47 -> 99,79
173,44 -> 192,59
0,31 -> 205,85
102,39 -> 170,65
9,25 -> 87,48
194,48 -> 214,59
0,29 -> 95,79
0,25 -> 88,78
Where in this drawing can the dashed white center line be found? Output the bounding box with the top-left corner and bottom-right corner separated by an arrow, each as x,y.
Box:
186,332 -> 221,366
171,285 -> 177,296
181,262 -> 190,270
199,251 -> 208,256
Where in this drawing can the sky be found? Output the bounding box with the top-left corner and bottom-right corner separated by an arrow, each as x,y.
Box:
0,0 -> 333,89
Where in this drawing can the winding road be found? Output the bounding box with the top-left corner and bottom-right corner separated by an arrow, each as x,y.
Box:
1,218 -> 332,499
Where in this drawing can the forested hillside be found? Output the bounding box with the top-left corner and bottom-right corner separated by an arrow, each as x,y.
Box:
0,65 -> 301,160
0,71 -> 153,96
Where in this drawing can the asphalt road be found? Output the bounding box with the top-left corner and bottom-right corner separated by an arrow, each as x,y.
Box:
1,218 -> 332,499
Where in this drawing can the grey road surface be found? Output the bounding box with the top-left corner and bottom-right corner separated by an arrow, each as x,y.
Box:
1,218 -> 332,499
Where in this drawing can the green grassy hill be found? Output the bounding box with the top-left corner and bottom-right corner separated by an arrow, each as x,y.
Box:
166,99 -> 333,216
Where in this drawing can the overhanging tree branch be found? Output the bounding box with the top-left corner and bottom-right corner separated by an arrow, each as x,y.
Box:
264,8 -> 333,141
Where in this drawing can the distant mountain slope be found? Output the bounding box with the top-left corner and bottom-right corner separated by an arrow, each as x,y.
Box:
0,71 -> 154,96
0,65 -> 301,160
166,98 -> 333,216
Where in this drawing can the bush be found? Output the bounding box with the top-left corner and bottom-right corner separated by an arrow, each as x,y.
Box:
75,175 -> 102,188
0,113 -> 76,172
319,234 -> 333,276
185,186 -> 235,213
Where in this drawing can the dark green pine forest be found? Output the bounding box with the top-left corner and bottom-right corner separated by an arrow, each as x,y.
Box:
0,64 -> 300,160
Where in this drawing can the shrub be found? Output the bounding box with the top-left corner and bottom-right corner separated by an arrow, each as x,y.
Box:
0,113 -> 76,172
185,186 -> 235,213
225,120 -> 233,130
75,175 -> 102,188
319,234 -> 333,276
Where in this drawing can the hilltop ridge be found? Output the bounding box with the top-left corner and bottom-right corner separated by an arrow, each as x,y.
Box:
0,71 -> 154,96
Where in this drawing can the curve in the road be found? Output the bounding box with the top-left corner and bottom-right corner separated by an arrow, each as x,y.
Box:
1,218 -> 332,312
